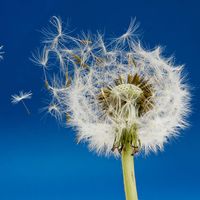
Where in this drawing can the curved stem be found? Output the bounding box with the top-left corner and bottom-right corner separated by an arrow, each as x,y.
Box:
121,145 -> 138,200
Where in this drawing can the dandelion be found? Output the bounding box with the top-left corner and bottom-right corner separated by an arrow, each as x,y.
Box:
34,17 -> 190,200
48,103 -> 63,121
0,45 -> 4,60
11,91 -> 32,114
41,16 -> 68,49
113,18 -> 139,48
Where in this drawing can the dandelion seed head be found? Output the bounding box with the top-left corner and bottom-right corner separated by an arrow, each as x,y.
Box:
35,17 -> 191,156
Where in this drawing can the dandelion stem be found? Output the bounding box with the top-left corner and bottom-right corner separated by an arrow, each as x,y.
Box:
43,66 -> 47,81
21,100 -> 30,115
121,144 -> 138,200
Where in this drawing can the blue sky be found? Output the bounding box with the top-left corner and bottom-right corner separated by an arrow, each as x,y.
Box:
0,0 -> 199,199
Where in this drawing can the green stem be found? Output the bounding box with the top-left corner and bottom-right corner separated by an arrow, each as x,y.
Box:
121,145 -> 138,200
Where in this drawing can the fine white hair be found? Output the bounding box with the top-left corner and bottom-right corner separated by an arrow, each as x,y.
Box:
11,91 -> 32,104
34,16 -> 190,156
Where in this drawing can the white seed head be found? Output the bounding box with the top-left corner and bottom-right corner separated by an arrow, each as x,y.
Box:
35,17 -> 191,156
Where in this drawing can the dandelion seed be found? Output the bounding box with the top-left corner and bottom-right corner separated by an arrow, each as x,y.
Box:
42,16 -> 67,49
11,91 -> 32,114
113,18 -> 139,48
31,46 -> 50,81
31,46 -> 50,68
47,103 -> 63,121
0,45 -> 4,60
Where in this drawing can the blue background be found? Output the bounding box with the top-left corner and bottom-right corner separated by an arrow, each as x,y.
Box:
0,0 -> 199,199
